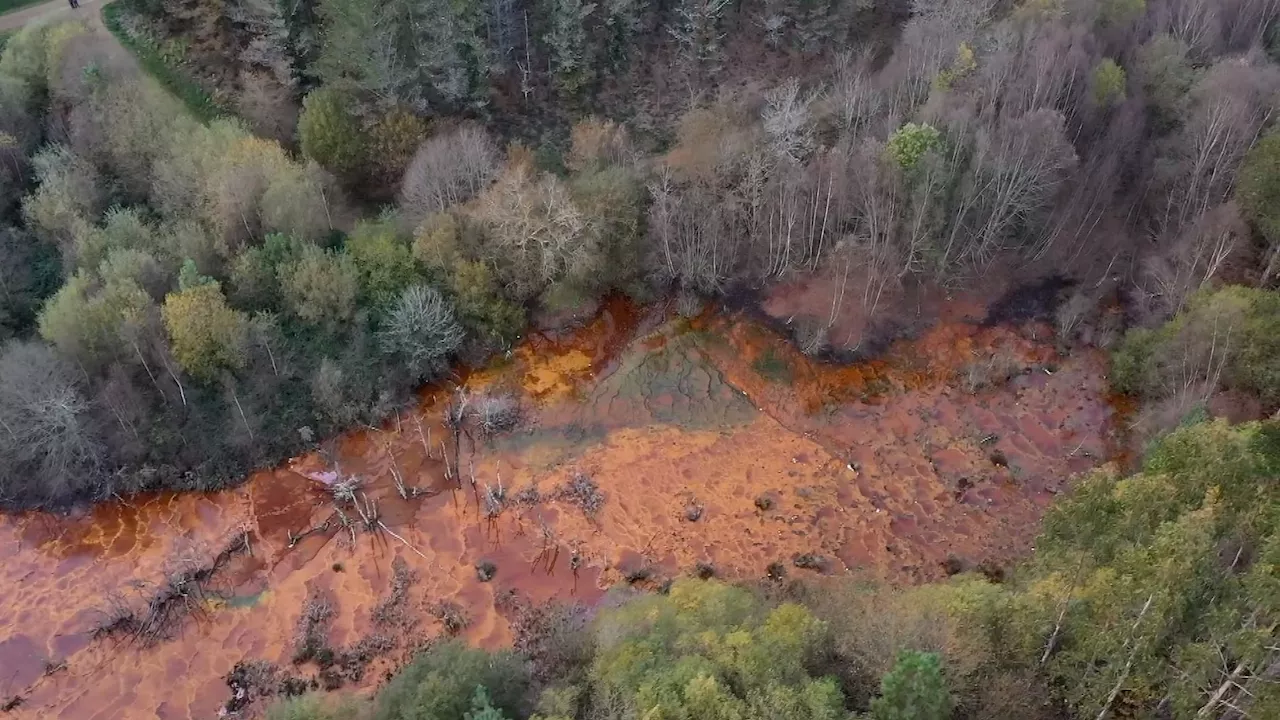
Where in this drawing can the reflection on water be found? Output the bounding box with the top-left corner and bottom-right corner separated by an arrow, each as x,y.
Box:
0,299 -> 1120,719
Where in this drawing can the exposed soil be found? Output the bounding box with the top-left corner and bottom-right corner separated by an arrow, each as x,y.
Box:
0,300 -> 1120,719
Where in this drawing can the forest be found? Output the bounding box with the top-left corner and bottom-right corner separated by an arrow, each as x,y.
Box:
2,0 -> 1280,506
0,0 -> 1278,717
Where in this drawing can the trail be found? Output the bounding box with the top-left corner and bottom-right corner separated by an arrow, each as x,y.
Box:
0,0 -> 103,32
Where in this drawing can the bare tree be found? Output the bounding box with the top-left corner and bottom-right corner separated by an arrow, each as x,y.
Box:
0,341 -> 105,505
761,78 -> 816,163
939,110 -> 1078,273
1152,57 -> 1280,243
400,125 -> 500,226
378,284 -> 463,381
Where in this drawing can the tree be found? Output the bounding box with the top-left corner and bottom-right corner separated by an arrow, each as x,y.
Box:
472,163 -> 589,301
463,687 -> 510,720
1237,128 -> 1280,283
373,640 -> 528,720
278,244 -> 359,326
346,220 -> 418,305
162,282 -> 248,380
546,0 -> 595,94
590,580 -> 844,720
870,651 -> 950,720
0,341 -> 105,505
1091,59 -> 1126,108
298,87 -> 368,180
400,125 -> 499,225
377,283 -> 462,381
886,122 -> 942,170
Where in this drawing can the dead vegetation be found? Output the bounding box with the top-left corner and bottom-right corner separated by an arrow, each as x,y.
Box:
554,472 -> 606,520
92,531 -> 252,647
430,601 -> 469,636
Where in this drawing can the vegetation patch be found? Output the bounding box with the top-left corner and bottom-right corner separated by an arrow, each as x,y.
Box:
101,3 -> 228,123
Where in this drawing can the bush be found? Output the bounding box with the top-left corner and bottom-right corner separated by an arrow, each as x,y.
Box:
373,640 -> 528,720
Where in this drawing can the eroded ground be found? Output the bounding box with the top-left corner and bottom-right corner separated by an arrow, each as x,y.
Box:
0,301 -> 1119,719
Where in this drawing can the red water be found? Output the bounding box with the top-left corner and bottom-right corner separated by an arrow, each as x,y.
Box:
0,300 -> 1119,718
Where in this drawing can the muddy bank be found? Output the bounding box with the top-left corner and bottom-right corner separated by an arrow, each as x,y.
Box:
0,301 -> 1119,719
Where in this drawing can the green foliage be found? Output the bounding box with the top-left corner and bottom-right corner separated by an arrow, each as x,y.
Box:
448,259 -> 525,349
591,579 -> 844,720
298,87 -> 368,179
870,651 -> 950,720
465,686 -> 511,720
229,233 -> 301,312
1111,286 -> 1280,406
373,640 -> 528,720
1238,128 -> 1280,245
1027,419 -> 1280,719
345,220 -> 418,305
886,123 -> 941,170
265,693 -> 364,720
1096,0 -> 1145,27
1091,59 -> 1126,108
279,244 -> 359,326
102,3 -> 227,123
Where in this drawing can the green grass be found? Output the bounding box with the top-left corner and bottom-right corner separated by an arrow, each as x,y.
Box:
0,30 -> 14,53
100,2 -> 227,123
0,0 -> 46,17
751,347 -> 793,384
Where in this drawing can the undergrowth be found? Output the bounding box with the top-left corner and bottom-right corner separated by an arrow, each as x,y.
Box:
101,2 -> 226,123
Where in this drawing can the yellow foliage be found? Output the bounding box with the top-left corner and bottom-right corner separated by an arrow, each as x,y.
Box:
162,282 -> 246,379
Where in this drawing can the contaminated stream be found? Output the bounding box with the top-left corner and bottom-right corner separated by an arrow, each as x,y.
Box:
0,300 -> 1120,719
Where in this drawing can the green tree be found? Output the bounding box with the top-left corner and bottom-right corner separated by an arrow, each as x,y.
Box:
449,259 -> 524,348
346,220 -> 418,305
464,686 -> 510,720
886,123 -> 942,170
373,640 -> 528,720
278,244 -> 359,326
1092,59 -> 1126,108
162,282 -> 247,380
591,579 -> 845,720
298,87 -> 368,179
1238,128 -> 1280,283
870,651 -> 950,720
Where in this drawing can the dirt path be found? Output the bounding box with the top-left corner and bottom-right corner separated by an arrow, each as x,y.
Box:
0,0 -> 102,32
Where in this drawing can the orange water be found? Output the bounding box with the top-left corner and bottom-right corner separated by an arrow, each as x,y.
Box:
0,301 -> 1118,718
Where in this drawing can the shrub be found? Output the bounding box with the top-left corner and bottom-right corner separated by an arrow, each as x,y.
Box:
346,220 -> 418,305
1091,59 -> 1126,107
162,281 -> 247,380
372,640 -> 528,720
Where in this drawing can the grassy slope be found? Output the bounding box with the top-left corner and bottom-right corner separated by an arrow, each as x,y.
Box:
100,1 -> 226,123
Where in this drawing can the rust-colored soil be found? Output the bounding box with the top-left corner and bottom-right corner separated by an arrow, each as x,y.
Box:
0,303 -> 1118,718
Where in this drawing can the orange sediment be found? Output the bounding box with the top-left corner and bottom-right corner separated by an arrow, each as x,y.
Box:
0,301 -> 1119,719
